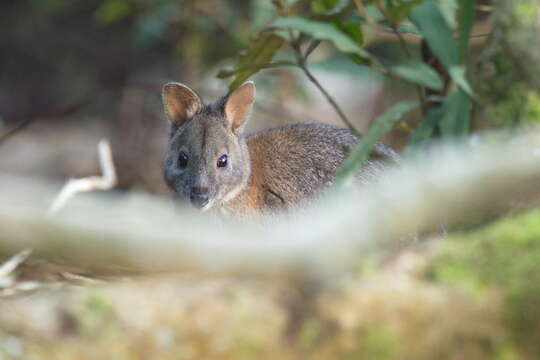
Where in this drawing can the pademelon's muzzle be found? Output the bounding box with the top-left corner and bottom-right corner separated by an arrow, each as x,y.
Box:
189,186 -> 209,209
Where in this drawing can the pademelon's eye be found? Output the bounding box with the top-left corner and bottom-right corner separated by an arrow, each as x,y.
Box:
217,154 -> 228,168
178,152 -> 189,168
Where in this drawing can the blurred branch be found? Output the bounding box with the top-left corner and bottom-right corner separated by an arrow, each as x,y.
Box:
0,249 -> 32,279
48,139 -> 117,215
2,131 -> 540,278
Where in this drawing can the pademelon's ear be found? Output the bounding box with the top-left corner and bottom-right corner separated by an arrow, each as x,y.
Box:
162,82 -> 202,126
224,81 -> 255,133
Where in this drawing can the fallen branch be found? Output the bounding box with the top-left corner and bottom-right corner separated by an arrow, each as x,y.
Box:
0,249 -> 32,279
1,131 -> 540,278
48,139 -> 117,215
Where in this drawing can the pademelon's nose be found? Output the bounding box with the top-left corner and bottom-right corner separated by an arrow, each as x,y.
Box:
190,186 -> 209,208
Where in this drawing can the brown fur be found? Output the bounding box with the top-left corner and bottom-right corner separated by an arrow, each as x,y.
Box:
162,81 -> 399,215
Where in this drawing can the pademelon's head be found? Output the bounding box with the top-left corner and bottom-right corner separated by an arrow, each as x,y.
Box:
162,81 -> 255,211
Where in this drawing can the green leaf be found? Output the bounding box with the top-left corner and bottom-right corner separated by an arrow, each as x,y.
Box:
390,60 -> 443,90
387,0 -> 423,25
438,0 -> 458,29
273,17 -> 372,60
439,90 -> 472,136
409,0 -> 459,69
251,0 -> 276,32
334,20 -> 364,45
406,106 -> 444,154
457,0 -> 475,61
271,0 -> 299,10
312,0 -> 351,15
449,65 -> 475,98
224,34 -> 284,91
271,0 -> 283,10
94,0 -> 131,25
336,101 -> 419,181
217,61 -> 294,79
364,4 -> 384,22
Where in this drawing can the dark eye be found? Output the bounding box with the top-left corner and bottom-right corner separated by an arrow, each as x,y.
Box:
178,152 -> 189,168
217,154 -> 228,168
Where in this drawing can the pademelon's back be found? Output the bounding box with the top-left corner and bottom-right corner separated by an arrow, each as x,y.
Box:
245,122 -> 399,206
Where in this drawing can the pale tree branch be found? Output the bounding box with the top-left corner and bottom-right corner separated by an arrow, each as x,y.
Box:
0,249 -> 32,279
1,132 -> 540,279
48,139 -> 117,215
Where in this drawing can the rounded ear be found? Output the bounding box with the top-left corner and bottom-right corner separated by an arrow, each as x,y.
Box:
162,82 -> 202,126
224,81 -> 255,133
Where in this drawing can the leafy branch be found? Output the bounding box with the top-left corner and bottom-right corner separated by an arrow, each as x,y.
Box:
218,0 -> 478,160
287,31 -> 359,134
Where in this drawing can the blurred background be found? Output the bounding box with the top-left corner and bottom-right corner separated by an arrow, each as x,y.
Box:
0,0 -> 430,195
8,3 -> 540,359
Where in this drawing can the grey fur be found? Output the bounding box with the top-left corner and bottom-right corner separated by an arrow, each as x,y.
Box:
162,82 -> 399,213
163,101 -> 251,211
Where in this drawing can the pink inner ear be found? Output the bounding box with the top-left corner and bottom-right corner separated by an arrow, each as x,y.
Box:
225,82 -> 255,132
163,83 -> 201,126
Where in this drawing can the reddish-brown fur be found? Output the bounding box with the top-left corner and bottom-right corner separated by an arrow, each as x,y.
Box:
162,81 -> 399,215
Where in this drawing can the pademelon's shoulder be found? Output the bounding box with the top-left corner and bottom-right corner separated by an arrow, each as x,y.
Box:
244,122 -> 399,163
246,122 -> 352,136
245,122 -> 354,147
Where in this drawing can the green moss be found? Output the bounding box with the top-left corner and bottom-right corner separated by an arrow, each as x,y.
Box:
298,318 -> 324,349
433,245 -> 489,298
231,336 -> 266,359
476,0 -> 540,130
492,84 -> 540,127
76,293 -> 119,337
362,326 -> 398,360
480,46 -> 540,128
515,1 -> 538,25
495,342 -> 521,360
429,208 -> 540,355
522,90 -> 540,124
226,291 -> 283,359
343,324 -> 398,360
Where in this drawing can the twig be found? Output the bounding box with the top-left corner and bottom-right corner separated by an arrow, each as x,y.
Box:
377,4 -> 428,114
287,29 -> 360,135
304,39 -> 322,59
48,139 -> 117,215
60,272 -> 103,284
0,249 -> 32,279
300,63 -> 359,134
1,281 -> 42,297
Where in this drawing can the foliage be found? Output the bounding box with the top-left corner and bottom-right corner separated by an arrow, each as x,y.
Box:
335,100 -> 418,182
389,60 -> 443,90
219,0 -> 478,177
475,0 -> 540,129
217,34 -> 285,91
